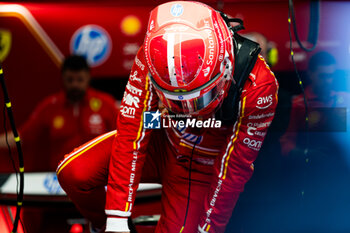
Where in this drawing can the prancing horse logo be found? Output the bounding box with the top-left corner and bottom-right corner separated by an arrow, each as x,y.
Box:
0,29 -> 12,62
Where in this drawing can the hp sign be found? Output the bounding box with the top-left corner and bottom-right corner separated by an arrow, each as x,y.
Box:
71,25 -> 112,67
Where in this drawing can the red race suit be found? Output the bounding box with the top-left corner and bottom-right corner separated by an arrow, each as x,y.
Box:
57,47 -> 278,233
20,88 -> 118,171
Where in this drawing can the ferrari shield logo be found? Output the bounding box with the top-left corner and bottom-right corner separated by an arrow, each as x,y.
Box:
0,29 -> 12,62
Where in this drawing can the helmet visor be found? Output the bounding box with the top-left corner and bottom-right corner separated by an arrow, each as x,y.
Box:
151,72 -> 226,114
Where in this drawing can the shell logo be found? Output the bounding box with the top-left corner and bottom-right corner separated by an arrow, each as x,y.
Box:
121,15 -> 141,36
309,110 -> 321,126
53,116 -> 64,129
90,98 -> 102,112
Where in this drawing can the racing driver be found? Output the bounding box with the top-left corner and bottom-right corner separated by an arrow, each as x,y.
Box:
57,1 -> 279,233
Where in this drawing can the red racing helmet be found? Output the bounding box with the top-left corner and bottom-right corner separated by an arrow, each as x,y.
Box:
143,1 -> 234,115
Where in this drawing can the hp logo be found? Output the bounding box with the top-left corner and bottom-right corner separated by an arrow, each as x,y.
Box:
171,4 -> 184,17
71,25 -> 112,67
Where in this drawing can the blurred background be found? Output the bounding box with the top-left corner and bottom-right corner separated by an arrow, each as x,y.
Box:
0,0 -> 350,232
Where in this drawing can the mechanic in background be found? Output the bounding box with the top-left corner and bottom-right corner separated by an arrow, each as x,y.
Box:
0,55 -> 119,171
0,55 -> 119,233
280,51 -> 350,232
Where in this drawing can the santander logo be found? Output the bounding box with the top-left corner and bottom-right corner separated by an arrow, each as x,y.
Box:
256,94 -> 273,109
203,67 -> 210,77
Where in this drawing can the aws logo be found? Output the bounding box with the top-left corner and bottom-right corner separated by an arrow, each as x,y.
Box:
256,94 -> 273,109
